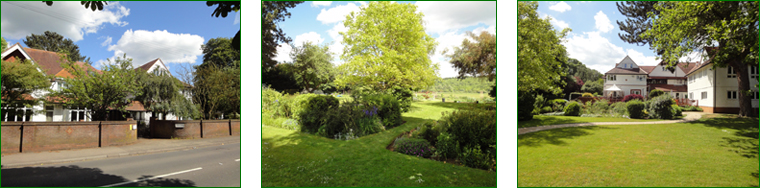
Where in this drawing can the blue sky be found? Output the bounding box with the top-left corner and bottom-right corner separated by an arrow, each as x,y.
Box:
1,1 -> 239,78
536,1 -> 701,74
273,1 -> 496,78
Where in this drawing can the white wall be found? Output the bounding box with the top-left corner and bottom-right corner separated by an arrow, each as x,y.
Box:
649,65 -> 687,77
688,66 -> 715,107
713,66 -> 759,108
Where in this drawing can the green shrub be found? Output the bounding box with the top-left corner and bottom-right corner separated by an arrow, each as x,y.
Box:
362,94 -> 402,128
582,93 -> 593,97
626,99 -> 646,119
389,86 -> 414,113
435,132 -> 458,160
541,106 -> 553,113
564,101 -> 581,116
322,102 -> 362,139
459,146 -> 494,171
552,99 -> 567,112
262,86 -> 283,115
649,89 -> 665,99
413,121 -> 440,146
590,99 -> 610,114
649,95 -> 675,119
610,102 -> 627,116
281,94 -> 317,119
440,109 -> 496,156
299,95 -> 340,134
395,138 -> 433,158
356,105 -> 385,137
672,104 -> 683,117
518,91 -> 535,121
533,94 -> 547,115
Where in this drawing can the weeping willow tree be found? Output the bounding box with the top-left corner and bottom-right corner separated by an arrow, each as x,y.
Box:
135,69 -> 199,120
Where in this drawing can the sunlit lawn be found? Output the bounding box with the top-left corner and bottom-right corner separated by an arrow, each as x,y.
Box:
261,101 -> 496,186
519,115 -> 664,128
518,115 -> 759,187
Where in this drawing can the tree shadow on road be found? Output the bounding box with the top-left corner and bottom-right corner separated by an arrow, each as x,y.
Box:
1,165 -> 196,187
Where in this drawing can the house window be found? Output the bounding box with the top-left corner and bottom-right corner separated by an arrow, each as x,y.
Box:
2,105 -> 32,122
689,92 -> 694,99
751,91 -> 759,100
632,90 -> 641,95
727,66 -> 737,78
662,67 -> 666,71
701,92 -> 708,99
69,106 -> 88,122
751,66 -> 758,79
608,75 -> 616,81
727,91 -> 738,99
46,105 -> 54,122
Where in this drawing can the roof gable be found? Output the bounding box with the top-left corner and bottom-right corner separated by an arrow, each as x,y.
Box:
136,58 -> 171,76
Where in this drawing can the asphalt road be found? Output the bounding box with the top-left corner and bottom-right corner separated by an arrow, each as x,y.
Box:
1,143 -> 241,187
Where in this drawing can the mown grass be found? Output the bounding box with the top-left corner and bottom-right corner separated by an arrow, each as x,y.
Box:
261,101 -> 496,186
518,115 -> 664,128
518,115 -> 759,187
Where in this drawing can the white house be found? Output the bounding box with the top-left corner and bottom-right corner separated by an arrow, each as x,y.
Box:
604,56 -> 648,98
639,61 -> 696,99
685,51 -> 759,113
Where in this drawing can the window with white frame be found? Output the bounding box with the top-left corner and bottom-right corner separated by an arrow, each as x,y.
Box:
2,105 -> 33,122
727,91 -> 738,99
689,92 -> 694,99
608,75 -> 616,81
727,66 -> 737,78
68,106 -> 88,121
751,91 -> 759,100
701,92 -> 708,99
751,66 -> 758,79
46,105 -> 54,122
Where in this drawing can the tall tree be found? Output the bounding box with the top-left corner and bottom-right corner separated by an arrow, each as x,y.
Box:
23,31 -> 91,64
518,1 -> 569,94
1,59 -> 51,112
581,78 -> 605,95
206,1 -> 241,51
565,58 -> 603,84
262,1 -> 304,69
444,31 -> 496,81
289,42 -> 335,93
49,54 -> 143,120
643,1 -> 758,117
199,37 -> 240,70
135,70 -> 199,120
1,37 -> 7,52
616,2 -> 661,50
193,64 -> 240,119
336,1 -> 439,92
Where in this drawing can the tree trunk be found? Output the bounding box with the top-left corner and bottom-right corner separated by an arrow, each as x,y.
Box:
735,63 -> 755,117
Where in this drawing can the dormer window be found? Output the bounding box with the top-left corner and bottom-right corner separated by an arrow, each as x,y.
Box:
624,64 -> 628,68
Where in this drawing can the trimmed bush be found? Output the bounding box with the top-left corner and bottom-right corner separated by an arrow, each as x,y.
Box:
518,91 -> 535,121
533,94 -> 547,115
649,94 -> 675,119
672,104 -> 683,117
610,102 -> 627,116
435,132 -> 458,160
649,89 -> 665,99
389,86 -> 414,113
623,94 -> 645,102
440,109 -> 496,156
395,138 -> 433,158
413,121 -> 440,146
541,106 -> 553,113
322,102 -> 362,138
262,86 -> 283,114
459,146 -> 494,171
362,94 -> 403,128
564,101 -> 581,116
626,99 -> 646,119
589,99 -> 610,115
582,93 -> 594,97
299,95 -> 340,134
552,99 -> 567,112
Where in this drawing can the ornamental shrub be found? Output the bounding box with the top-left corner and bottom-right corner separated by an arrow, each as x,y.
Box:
590,99 -> 610,114
283,94 -> 318,119
649,89 -> 665,99
395,138 -> 433,158
626,99 -> 646,119
299,95 -> 340,134
262,86 -> 283,115
582,93 -> 594,97
356,106 -> 385,137
518,91 -> 535,121
413,121 -> 440,146
322,101 -> 362,138
552,99 -> 567,112
459,146 -> 494,171
362,94 -> 403,128
671,104 -> 683,117
440,109 -> 496,157
649,94 -> 675,119
389,86 -> 414,113
564,101 -> 581,116
610,102 -> 627,116
435,132 -> 458,160
541,106 -> 553,113
533,94 -> 547,115
623,94 -> 645,102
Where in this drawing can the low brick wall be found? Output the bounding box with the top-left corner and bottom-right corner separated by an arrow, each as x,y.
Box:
150,119 -> 240,139
1,121 -> 137,154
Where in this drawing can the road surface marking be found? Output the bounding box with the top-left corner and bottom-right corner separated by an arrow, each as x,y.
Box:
235,159 -> 240,162
100,167 -> 203,187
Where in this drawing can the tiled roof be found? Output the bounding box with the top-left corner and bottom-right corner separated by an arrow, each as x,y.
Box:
650,84 -> 688,92
640,66 -> 656,74
124,101 -> 147,111
605,67 -> 648,75
136,58 -> 160,71
2,45 -> 101,77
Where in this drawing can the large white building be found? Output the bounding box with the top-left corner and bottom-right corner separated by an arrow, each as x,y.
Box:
685,50 -> 759,113
639,61 -> 696,99
603,56 -> 649,98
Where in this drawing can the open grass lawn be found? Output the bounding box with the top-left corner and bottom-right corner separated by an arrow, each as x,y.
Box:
518,115 -> 759,187
261,101 -> 496,186
519,115 -> 664,128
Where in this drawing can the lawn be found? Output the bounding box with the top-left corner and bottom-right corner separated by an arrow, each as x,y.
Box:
261,101 -> 496,186
518,115 -> 759,187
518,115 -> 664,128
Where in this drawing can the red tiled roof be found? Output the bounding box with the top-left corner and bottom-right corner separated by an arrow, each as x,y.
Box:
136,58 -> 160,71
640,66 -> 656,74
2,45 -> 101,77
124,101 -> 147,111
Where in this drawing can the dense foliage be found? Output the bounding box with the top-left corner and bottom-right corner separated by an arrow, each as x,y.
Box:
518,1 -> 569,94
518,91 -> 535,121
361,94 -> 403,128
445,31 -> 496,81
1,59 -> 51,111
623,94 -> 645,102
564,101 -> 581,116
262,1 -> 304,69
299,95 -> 340,134
395,138 -> 433,158
626,99 -> 646,119
288,42 -> 335,93
424,77 -> 494,93
648,89 -> 664,99
648,94 -> 675,119
24,31 -> 91,64
437,109 -> 496,171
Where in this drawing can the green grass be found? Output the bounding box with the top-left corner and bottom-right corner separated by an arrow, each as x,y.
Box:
518,115 -> 759,187
261,101 -> 496,186
518,115 -> 664,128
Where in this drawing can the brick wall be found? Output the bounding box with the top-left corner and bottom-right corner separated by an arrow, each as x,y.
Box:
1,121 -> 137,154
231,120 -> 240,136
150,119 -> 240,139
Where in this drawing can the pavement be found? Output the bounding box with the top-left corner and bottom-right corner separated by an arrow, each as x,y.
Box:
518,112 -> 707,135
1,136 -> 241,168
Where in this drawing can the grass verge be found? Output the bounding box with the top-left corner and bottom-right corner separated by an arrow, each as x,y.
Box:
518,115 -> 665,128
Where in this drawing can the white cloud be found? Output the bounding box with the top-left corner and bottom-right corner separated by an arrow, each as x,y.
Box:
293,32 -> 325,46
472,25 -> 496,35
234,11 -> 240,25
549,2 -> 572,13
1,1 -> 129,42
327,23 -> 347,41
626,49 -> 659,66
355,1 -> 367,6
311,1 -> 333,7
100,36 -> 112,47
416,1 -> 496,34
104,29 -> 204,67
431,31 -> 474,78
564,31 -> 660,74
543,14 -> 569,30
594,11 -> 614,33
316,3 -> 361,24
273,43 -> 293,63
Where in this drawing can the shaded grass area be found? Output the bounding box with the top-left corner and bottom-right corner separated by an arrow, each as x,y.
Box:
518,115 -> 663,128
261,101 -> 496,186
518,116 -> 759,187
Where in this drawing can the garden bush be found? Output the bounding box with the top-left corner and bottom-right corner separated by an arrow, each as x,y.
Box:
389,86 -> 414,113
439,109 -> 496,157
362,94 -> 402,128
541,106 -> 553,113
533,94 -> 547,115
649,89 -> 665,99
518,91 -> 535,121
552,99 -> 567,112
435,132 -> 458,160
582,93 -> 593,97
672,104 -> 683,117
610,102 -> 627,116
356,106 -> 385,136
649,95 -> 675,119
564,101 -> 581,116
299,95 -> 340,134
623,94 -> 645,102
281,94 -> 317,119
626,99 -> 646,119
589,99 -> 610,114
395,138 -> 433,158
262,86 -> 283,114
459,146 -> 494,171
413,121 -> 440,146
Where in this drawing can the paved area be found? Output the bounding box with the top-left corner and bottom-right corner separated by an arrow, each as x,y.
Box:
518,112 -> 707,135
1,136 -> 240,168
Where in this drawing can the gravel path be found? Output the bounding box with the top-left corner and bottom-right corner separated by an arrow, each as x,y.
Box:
517,112 -> 707,135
